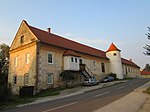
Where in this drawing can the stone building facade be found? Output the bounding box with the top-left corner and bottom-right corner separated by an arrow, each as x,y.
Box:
8,20 -> 140,94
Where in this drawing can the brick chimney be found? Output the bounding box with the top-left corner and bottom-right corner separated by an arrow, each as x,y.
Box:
129,58 -> 132,62
47,28 -> 51,33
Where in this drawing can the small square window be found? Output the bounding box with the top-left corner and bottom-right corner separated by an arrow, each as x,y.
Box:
113,53 -> 117,56
13,75 -> 17,85
93,61 -> 96,68
79,59 -> 82,64
14,57 -> 18,67
48,53 -> 53,64
24,73 -> 29,85
101,62 -> 105,73
20,36 -> 24,43
75,58 -> 77,63
71,57 -> 74,62
26,53 -> 30,64
47,73 -> 53,84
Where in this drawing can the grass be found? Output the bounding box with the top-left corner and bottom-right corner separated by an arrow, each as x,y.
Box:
0,86 -> 78,110
146,87 -> 150,94
0,87 -> 65,110
35,88 -> 63,97
0,96 -> 35,110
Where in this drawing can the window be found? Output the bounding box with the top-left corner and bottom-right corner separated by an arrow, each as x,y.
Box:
93,61 -> 96,68
14,57 -> 18,67
47,73 -> 53,84
26,53 -> 30,64
128,68 -> 130,72
48,53 -> 53,64
24,73 -> 29,85
101,62 -> 105,73
125,67 -> 128,74
75,58 -> 77,63
20,36 -> 24,43
113,53 -> 117,56
13,75 -> 17,85
79,59 -> 82,64
71,57 -> 74,62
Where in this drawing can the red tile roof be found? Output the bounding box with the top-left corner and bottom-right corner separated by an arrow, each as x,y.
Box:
106,43 -> 121,52
23,20 -> 140,68
121,58 -> 140,68
26,22 -> 108,59
141,70 -> 150,75
63,50 -> 80,57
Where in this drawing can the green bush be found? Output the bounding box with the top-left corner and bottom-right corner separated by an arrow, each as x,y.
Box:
147,87 -> 150,94
60,70 -> 76,87
108,73 -> 117,80
0,73 -> 13,102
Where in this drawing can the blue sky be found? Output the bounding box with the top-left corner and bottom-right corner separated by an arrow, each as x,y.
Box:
0,0 -> 150,68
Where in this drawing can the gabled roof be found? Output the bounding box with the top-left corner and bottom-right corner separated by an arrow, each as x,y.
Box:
141,70 -> 150,75
22,20 -> 140,68
121,58 -> 140,68
106,43 -> 121,52
24,21 -> 108,59
63,50 -> 80,57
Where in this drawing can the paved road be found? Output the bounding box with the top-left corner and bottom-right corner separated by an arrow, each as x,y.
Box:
2,79 -> 150,112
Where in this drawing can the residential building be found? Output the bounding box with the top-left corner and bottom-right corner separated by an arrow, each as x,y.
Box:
8,20 -> 140,94
141,70 -> 150,78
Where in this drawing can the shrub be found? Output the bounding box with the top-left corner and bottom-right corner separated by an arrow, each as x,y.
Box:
0,73 -> 12,102
60,71 -> 75,81
60,71 -> 75,87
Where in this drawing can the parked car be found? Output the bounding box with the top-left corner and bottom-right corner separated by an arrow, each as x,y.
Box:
100,76 -> 114,83
83,78 -> 99,86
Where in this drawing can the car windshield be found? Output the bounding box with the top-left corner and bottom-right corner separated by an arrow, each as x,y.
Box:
104,77 -> 109,79
84,79 -> 89,81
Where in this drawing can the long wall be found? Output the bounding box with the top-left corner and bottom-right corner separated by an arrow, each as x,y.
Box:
122,64 -> 140,78
37,44 -> 110,91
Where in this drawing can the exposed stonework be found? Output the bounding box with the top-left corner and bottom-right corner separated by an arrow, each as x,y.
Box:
8,20 -> 141,95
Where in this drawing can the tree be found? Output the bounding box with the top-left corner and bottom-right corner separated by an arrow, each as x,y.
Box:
0,43 -> 10,102
144,64 -> 150,71
0,43 -> 9,73
144,27 -> 150,56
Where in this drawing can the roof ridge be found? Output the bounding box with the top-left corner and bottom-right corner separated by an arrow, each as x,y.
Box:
29,24 -> 106,54
121,58 -> 140,68
50,33 -> 106,53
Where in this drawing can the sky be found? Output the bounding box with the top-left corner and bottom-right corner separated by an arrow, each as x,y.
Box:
0,0 -> 149,68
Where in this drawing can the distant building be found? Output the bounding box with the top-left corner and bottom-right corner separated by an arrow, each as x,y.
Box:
8,20 -> 140,94
141,70 -> 150,78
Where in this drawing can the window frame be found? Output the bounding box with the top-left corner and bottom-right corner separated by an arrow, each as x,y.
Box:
14,56 -> 18,67
24,73 -> 29,85
13,75 -> 17,85
75,58 -> 78,63
101,62 -> 105,73
47,52 -> 53,64
113,53 -> 117,56
79,59 -> 82,64
26,53 -> 30,64
71,57 -> 74,62
20,35 -> 24,43
47,73 -> 53,84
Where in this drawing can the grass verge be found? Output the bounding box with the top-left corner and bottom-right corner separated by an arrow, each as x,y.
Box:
0,86 -> 76,110
146,87 -> 150,94
0,96 -> 35,110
